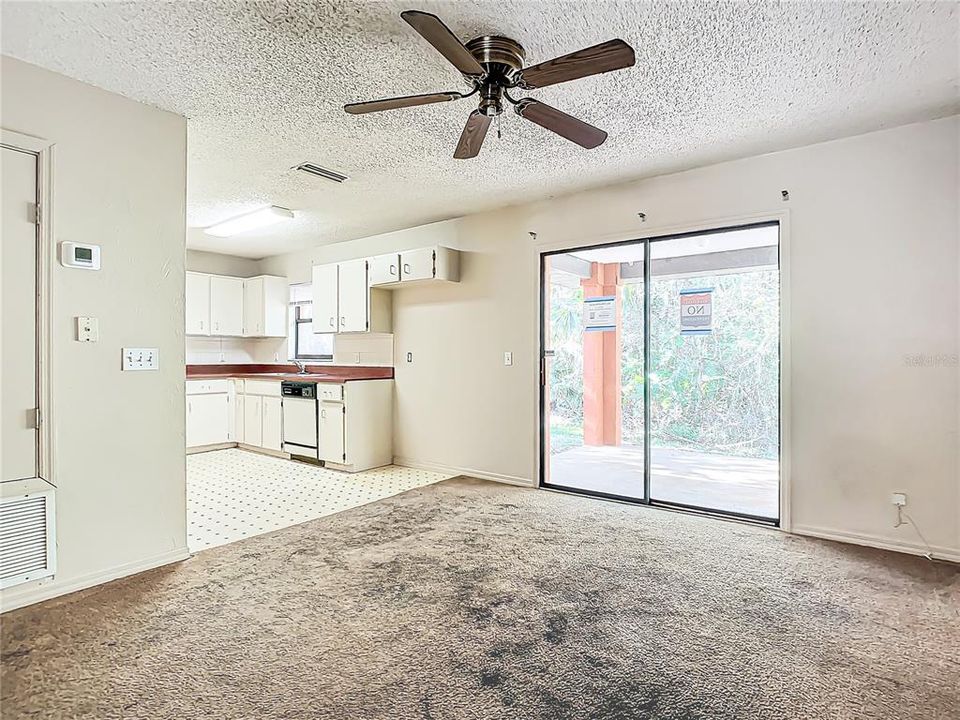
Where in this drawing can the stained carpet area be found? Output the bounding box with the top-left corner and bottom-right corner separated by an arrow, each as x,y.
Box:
2,478 -> 958,720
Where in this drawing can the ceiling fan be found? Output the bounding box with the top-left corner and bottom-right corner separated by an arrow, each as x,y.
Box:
344,10 -> 636,159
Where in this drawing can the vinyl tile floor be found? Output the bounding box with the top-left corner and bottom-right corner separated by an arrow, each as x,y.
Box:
186,448 -> 452,552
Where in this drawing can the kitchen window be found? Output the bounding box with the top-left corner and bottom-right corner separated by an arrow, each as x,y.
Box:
289,283 -> 334,361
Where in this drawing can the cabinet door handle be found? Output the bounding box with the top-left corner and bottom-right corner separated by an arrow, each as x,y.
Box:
340,316 -> 346,328
390,263 -> 397,276
214,321 -> 219,331
329,317 -> 335,328
403,263 -> 411,275
321,408 -> 326,419
199,320 -> 204,330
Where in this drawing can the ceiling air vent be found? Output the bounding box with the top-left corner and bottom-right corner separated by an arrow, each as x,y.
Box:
293,162 -> 348,184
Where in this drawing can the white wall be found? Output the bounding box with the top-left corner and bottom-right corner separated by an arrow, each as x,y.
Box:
262,116 -> 960,560
1,57 -> 188,609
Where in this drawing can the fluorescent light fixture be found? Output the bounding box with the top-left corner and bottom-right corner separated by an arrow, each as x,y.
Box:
204,206 -> 294,237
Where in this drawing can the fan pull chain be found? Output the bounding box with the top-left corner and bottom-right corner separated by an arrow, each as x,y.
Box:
497,113 -> 502,140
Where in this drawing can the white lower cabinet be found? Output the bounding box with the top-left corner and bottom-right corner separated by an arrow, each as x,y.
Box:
261,397 -> 283,451
319,400 -> 345,463
187,377 -> 392,470
320,379 -> 392,472
186,381 -> 230,448
230,380 -> 244,443
239,380 -> 282,452
243,395 -> 263,447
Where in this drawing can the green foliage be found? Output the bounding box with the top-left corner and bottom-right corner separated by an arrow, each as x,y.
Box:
548,268 -> 779,459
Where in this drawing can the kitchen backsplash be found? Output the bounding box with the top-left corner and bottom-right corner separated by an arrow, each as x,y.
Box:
186,333 -> 394,367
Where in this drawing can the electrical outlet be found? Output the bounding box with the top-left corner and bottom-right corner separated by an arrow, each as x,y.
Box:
76,316 -> 98,343
504,351 -> 513,366
891,493 -> 907,507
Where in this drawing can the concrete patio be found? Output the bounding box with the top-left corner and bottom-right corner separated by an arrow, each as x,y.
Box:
547,445 -> 779,519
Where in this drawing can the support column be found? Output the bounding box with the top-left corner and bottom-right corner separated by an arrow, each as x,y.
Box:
581,262 -> 622,446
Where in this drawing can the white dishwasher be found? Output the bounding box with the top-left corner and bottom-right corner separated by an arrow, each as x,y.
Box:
281,381 -> 318,461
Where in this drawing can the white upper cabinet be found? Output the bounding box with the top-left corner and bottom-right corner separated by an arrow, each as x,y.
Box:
337,259 -> 368,333
312,263 -> 339,334
185,272 -> 211,336
370,246 -> 459,287
185,272 -> 286,338
368,253 -> 401,286
312,260 -> 392,334
243,275 -> 287,337
209,276 -> 244,336
399,247 -> 436,281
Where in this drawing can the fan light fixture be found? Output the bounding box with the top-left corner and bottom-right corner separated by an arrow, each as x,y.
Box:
204,206 -> 294,237
343,10 -> 636,159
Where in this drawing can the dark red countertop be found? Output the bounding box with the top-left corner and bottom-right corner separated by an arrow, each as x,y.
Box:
186,364 -> 393,383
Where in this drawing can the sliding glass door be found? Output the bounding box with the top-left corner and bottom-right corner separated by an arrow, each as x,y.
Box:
540,223 -> 780,524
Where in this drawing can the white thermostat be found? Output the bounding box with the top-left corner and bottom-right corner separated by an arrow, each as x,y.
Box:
60,242 -> 101,270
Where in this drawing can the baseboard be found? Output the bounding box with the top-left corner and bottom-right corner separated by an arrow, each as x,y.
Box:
186,442 -> 236,455
237,444 -> 289,460
792,524 -> 960,563
0,547 -> 191,613
392,457 -> 534,488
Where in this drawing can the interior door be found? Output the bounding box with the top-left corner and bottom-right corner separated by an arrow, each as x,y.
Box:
185,272 -> 211,336
1,146 -> 39,483
337,259 -> 368,332
311,263 -> 338,334
319,401 -> 345,462
210,276 -> 244,336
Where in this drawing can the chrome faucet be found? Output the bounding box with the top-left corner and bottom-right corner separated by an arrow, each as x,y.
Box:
293,359 -> 308,375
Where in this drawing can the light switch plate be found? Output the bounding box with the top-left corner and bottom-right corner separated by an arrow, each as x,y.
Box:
504,351 -> 513,366
122,347 -> 159,371
76,316 -> 99,343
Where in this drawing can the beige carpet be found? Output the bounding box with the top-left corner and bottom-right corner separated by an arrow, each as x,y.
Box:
2,478 -> 958,719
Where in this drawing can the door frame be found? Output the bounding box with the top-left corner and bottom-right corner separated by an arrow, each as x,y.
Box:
2,128 -> 55,487
535,211 -> 791,531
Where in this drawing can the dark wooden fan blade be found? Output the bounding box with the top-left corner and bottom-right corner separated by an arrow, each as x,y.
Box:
515,99 -> 607,149
520,39 -> 635,89
454,111 -> 492,159
344,91 -> 462,115
401,10 -> 485,77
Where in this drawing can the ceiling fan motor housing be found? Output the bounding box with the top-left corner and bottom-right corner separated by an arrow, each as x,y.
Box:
466,36 -> 526,117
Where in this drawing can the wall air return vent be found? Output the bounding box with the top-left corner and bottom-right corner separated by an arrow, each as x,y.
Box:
1,483 -> 56,590
293,162 -> 348,183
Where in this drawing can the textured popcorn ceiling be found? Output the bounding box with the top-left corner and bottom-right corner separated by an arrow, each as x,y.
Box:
3,1 -> 958,258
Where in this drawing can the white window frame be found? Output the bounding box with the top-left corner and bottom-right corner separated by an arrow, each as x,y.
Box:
289,283 -> 333,362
